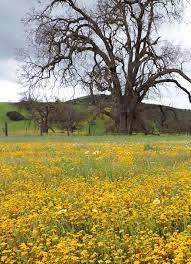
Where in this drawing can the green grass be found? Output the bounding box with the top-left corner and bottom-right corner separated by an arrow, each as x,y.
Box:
0,103 -> 34,133
0,133 -> 191,143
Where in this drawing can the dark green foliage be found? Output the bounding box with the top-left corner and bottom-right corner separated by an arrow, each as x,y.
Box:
6,111 -> 26,121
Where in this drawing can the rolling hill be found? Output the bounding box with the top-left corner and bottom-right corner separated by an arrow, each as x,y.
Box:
0,103 -> 35,135
0,97 -> 191,135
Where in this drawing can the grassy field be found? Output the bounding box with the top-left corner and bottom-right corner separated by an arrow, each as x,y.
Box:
0,103 -> 35,134
0,133 -> 191,143
1,136 -> 191,262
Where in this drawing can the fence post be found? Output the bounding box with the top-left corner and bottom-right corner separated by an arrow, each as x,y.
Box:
88,122 -> 91,136
5,122 -> 8,137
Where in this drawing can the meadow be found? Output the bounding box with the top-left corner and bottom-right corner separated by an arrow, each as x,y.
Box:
1,136 -> 191,263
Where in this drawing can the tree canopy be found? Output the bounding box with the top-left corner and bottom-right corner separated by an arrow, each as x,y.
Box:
20,0 -> 191,134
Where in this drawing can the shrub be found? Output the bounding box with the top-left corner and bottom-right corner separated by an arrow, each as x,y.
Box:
6,111 -> 26,121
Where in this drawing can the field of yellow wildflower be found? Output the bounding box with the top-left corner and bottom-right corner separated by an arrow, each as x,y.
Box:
1,142 -> 191,263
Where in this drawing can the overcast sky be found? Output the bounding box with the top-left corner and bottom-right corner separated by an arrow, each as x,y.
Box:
1,0 -> 191,109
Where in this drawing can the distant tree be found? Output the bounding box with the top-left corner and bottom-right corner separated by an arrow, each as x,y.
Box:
18,99 -> 56,134
50,101 -> 87,135
20,0 -> 191,134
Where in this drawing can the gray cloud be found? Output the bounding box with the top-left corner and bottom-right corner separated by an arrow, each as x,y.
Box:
0,0 -> 35,61
0,0 -> 36,82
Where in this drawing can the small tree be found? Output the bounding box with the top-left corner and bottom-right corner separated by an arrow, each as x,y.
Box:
18,99 -> 56,134
50,102 -> 87,135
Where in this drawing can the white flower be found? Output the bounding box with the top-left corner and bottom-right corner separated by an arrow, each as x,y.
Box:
57,209 -> 67,214
152,198 -> 161,205
93,151 -> 100,155
92,208 -> 98,213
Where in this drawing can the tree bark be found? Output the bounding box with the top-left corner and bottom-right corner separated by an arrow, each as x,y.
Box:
42,126 -> 49,133
40,123 -> 49,134
118,111 -> 134,134
115,95 -> 138,135
89,85 -> 96,105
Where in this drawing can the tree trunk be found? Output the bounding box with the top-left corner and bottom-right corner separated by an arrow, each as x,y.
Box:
42,127 -> 49,133
114,95 -> 138,135
118,111 -> 127,133
40,123 -> 49,135
136,113 -> 149,135
89,85 -> 96,105
41,124 -> 49,133
118,111 -> 134,134
127,113 -> 134,135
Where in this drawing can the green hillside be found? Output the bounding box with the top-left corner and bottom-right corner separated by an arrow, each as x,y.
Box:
0,103 -> 35,134
0,102 -> 109,136
2,96 -> 191,136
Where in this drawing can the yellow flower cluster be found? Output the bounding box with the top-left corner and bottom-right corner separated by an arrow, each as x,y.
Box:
1,142 -> 191,263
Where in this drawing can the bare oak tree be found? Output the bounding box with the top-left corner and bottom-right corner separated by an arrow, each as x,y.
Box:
18,99 -> 56,134
20,0 -> 191,134
50,101 -> 87,135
